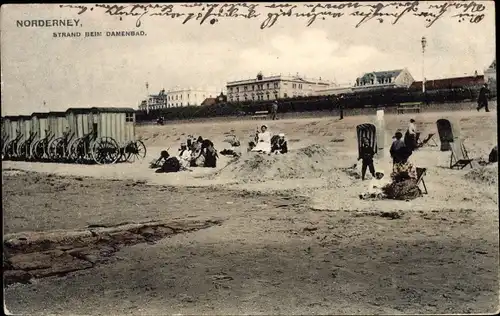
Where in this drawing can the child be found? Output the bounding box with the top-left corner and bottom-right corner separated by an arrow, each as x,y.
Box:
358,137 -> 376,180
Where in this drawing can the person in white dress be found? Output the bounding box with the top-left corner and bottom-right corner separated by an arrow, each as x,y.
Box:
251,125 -> 272,154
177,143 -> 192,169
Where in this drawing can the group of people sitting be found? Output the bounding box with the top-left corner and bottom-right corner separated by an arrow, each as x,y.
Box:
151,135 -> 218,173
248,124 -> 288,155
358,120 -> 421,201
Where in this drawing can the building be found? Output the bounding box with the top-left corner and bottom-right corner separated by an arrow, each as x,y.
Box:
409,75 -> 484,90
484,59 -> 496,92
201,92 -> 227,106
352,68 -> 414,92
166,88 -> 219,107
138,89 -> 167,111
226,72 -> 334,102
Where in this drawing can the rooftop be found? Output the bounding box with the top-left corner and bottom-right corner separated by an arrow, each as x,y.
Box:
359,69 -> 404,80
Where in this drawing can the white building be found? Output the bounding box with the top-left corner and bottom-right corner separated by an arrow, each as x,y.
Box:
352,68 -> 414,92
138,89 -> 167,111
166,88 -> 219,107
226,72 -> 334,102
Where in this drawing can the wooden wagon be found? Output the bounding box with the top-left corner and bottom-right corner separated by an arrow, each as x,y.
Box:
2,116 -> 19,159
1,117 -> 8,159
65,107 -> 146,164
7,115 -> 31,159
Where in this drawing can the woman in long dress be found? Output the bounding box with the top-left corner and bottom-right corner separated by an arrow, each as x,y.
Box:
251,125 -> 272,153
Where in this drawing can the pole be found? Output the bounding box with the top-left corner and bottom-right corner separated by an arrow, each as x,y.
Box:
421,36 -> 426,94
422,50 -> 425,93
146,82 -> 150,115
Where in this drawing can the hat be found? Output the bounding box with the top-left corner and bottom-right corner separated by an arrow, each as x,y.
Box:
261,124 -> 268,129
278,133 -> 285,137
181,142 -> 186,146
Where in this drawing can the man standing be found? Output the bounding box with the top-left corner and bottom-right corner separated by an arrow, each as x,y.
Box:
339,95 -> 344,120
477,83 -> 490,112
271,100 -> 279,120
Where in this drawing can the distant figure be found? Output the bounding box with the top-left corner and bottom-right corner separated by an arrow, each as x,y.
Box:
338,95 -> 344,120
271,133 -> 288,154
358,137 -> 376,181
157,116 -> 164,125
271,100 -> 279,120
251,125 -> 272,153
404,119 -> 417,151
477,83 -> 490,112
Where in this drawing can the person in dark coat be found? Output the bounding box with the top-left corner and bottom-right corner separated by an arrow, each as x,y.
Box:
202,139 -> 218,168
477,83 -> 490,112
271,133 -> 288,154
358,137 -> 376,180
390,132 -> 409,164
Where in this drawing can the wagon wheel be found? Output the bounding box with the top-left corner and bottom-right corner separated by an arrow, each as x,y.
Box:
32,140 -> 46,160
4,141 -> 12,159
48,137 -> 64,161
14,140 -> 25,159
125,140 -> 147,163
6,140 -> 18,159
23,140 -> 33,161
66,138 -> 79,161
91,137 -> 120,165
117,147 -> 131,163
30,140 -> 40,160
17,140 -> 29,161
71,138 -> 87,163
23,141 -> 32,160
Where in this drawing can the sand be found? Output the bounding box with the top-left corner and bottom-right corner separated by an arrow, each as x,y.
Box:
2,108 -> 499,314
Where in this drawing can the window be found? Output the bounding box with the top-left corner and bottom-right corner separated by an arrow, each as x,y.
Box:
188,94 -> 190,98
266,93 -> 270,100
244,95 -> 248,101
236,87 -> 239,92
244,86 -> 248,91
284,93 -> 288,98
274,93 -> 278,99
267,83 -> 270,89
176,95 -> 178,100
252,94 -> 255,100
274,82 -> 279,88
252,85 -> 255,91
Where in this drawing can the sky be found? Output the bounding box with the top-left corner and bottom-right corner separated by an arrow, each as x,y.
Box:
1,2 -> 496,115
